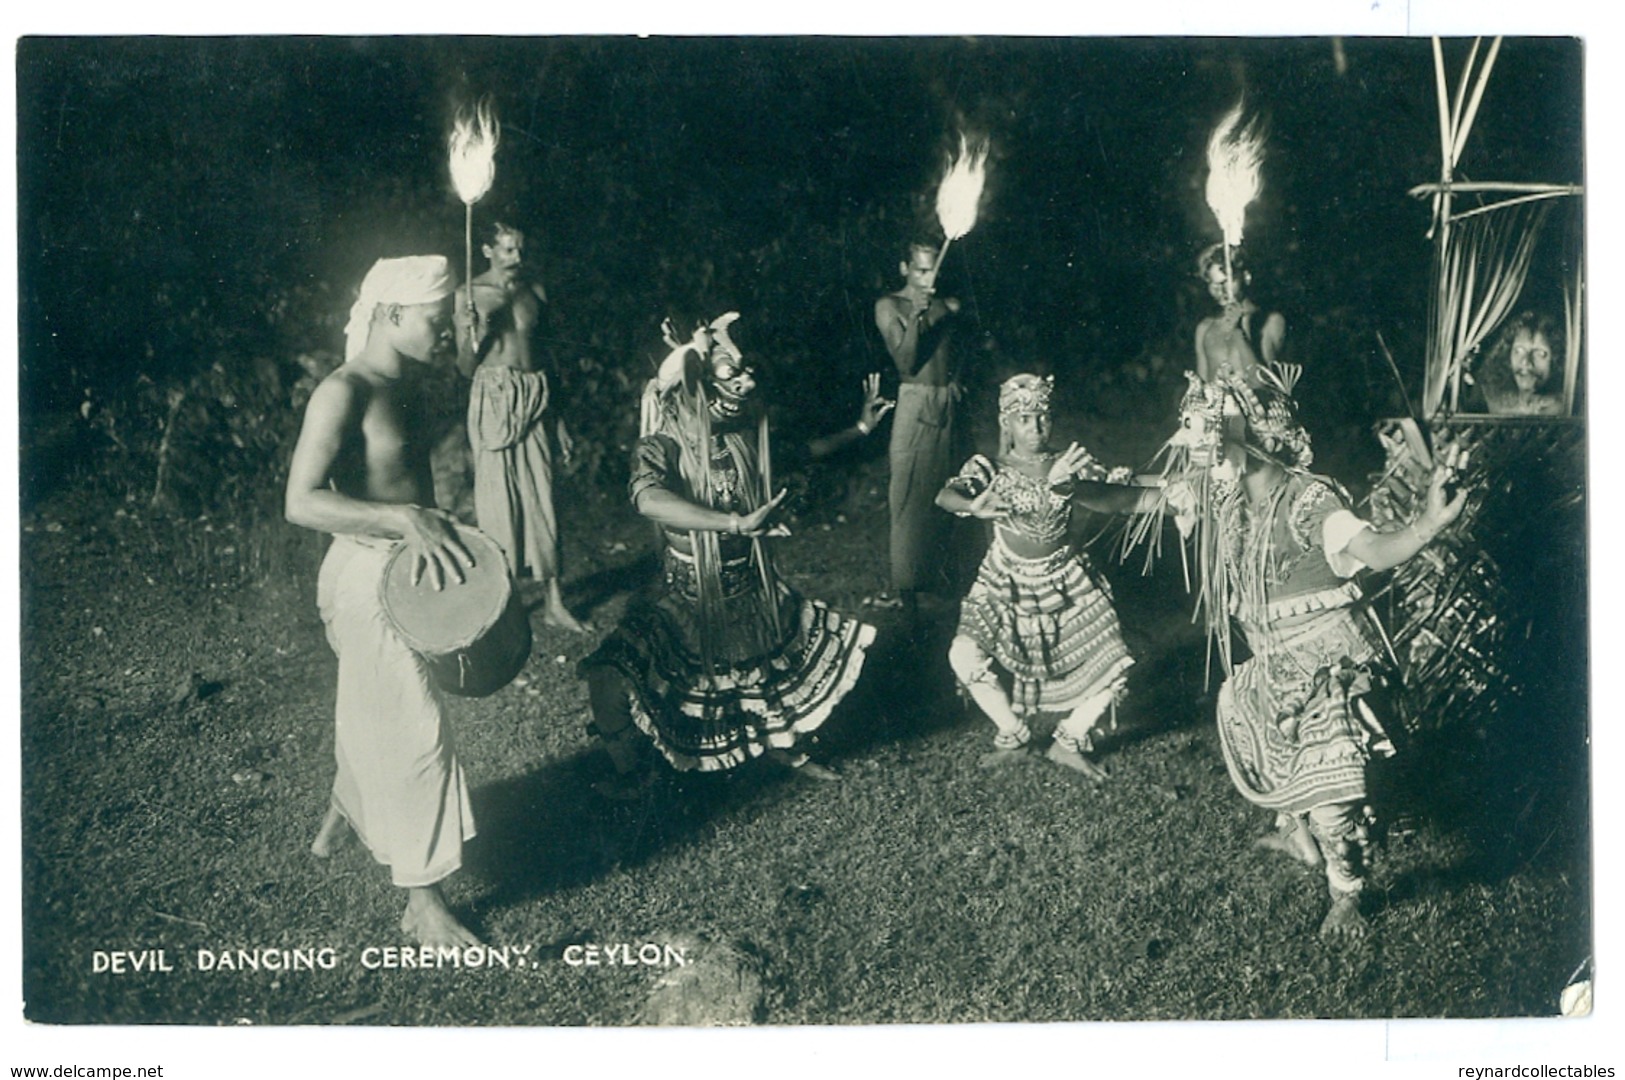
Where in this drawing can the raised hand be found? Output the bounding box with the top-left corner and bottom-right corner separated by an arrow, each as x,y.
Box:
1421,442 -> 1470,533
737,489 -> 791,536
1047,442 -> 1096,488
858,373 -> 895,432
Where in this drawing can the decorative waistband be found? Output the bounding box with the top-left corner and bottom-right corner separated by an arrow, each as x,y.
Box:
1261,581 -> 1363,623
988,533 -> 1075,573
663,545 -> 759,599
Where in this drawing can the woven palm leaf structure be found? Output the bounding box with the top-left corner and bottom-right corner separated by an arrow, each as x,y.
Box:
1369,37 -> 1585,741
1366,416 -> 1584,739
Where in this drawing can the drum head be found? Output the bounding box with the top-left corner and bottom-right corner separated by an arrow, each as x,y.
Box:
379,524 -> 512,654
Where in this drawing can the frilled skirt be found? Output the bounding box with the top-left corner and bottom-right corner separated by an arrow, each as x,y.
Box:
580,545 -> 875,771
1217,606 -> 1396,815
956,538 -> 1133,716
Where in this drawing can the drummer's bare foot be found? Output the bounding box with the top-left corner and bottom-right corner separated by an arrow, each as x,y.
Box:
401,886 -> 481,948
538,581 -> 593,633
977,746 -> 1031,769
1045,743 -> 1110,782
310,805 -> 347,858
1319,892 -> 1368,941
1256,815 -> 1322,867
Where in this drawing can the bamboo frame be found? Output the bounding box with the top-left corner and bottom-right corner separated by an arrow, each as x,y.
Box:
1411,181 -> 1585,196
1419,37 -> 1584,420
1563,262 -> 1584,416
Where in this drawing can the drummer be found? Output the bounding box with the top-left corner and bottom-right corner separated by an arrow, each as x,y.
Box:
285,254 -> 481,948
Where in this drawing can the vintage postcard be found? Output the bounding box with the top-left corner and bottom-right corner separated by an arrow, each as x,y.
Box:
8,8 -> 1611,1077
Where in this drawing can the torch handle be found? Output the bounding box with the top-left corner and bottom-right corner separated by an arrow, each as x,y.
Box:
934,235 -> 955,276
464,204 -> 477,353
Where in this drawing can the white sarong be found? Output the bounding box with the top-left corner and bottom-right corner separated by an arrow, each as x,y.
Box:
317,535 -> 475,887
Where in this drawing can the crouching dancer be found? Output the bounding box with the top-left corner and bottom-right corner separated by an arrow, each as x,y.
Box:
1159,368 -> 1466,939
936,374 -> 1156,781
579,314 -> 890,794
286,255 -> 479,947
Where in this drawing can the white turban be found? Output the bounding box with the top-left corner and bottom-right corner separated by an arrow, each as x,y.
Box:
343,255 -> 457,361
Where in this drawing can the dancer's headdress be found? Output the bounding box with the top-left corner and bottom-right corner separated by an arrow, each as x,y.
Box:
1126,360 -> 1316,679
998,373 -> 1054,420
1228,363 -> 1312,470
640,311 -> 744,439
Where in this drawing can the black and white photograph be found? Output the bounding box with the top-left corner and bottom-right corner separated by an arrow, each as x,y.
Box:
9,6 -> 1615,1075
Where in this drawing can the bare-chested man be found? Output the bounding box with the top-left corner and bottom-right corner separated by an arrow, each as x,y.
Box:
286,255 -> 480,948
456,221 -> 588,632
874,240 -> 964,618
1194,242 -> 1286,387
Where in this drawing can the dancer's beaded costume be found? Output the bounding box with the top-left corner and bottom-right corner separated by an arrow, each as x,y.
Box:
947,454 -> 1133,720
580,314 -> 874,771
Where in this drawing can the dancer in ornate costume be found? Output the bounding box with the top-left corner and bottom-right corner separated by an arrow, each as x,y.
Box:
936,374 -> 1156,780
579,314 -> 890,794
1155,366 -> 1466,939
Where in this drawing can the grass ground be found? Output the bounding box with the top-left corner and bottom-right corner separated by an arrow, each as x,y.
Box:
19,413 -> 1590,1027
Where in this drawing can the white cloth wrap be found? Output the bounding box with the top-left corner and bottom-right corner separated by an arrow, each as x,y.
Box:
343,255 -> 457,361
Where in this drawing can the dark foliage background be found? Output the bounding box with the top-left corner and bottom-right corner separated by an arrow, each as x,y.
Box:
17,36 -> 1583,523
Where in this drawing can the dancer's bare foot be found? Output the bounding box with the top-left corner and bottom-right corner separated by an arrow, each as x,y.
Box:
401,886 -> 481,948
766,749 -> 841,782
977,747 -> 1031,769
793,758 -> 842,782
1255,815 -> 1322,867
1319,893 -> 1368,941
310,805 -> 347,858
1045,743 -> 1110,782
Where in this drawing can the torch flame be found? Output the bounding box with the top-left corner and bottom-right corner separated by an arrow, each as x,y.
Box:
935,133 -> 990,242
449,99 -> 501,206
1203,101 -> 1265,251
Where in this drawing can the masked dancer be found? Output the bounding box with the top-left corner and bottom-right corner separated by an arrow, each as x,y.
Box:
1156,367 -> 1466,939
579,314 -> 891,796
936,374 -> 1157,780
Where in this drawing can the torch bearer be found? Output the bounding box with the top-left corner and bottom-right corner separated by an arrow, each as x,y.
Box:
1203,101 -> 1265,306
448,98 -> 501,353
933,133 -> 990,275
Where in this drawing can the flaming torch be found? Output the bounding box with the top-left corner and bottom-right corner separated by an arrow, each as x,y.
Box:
448,98 -> 501,351
1203,100 -> 1265,305
933,133 -> 990,274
